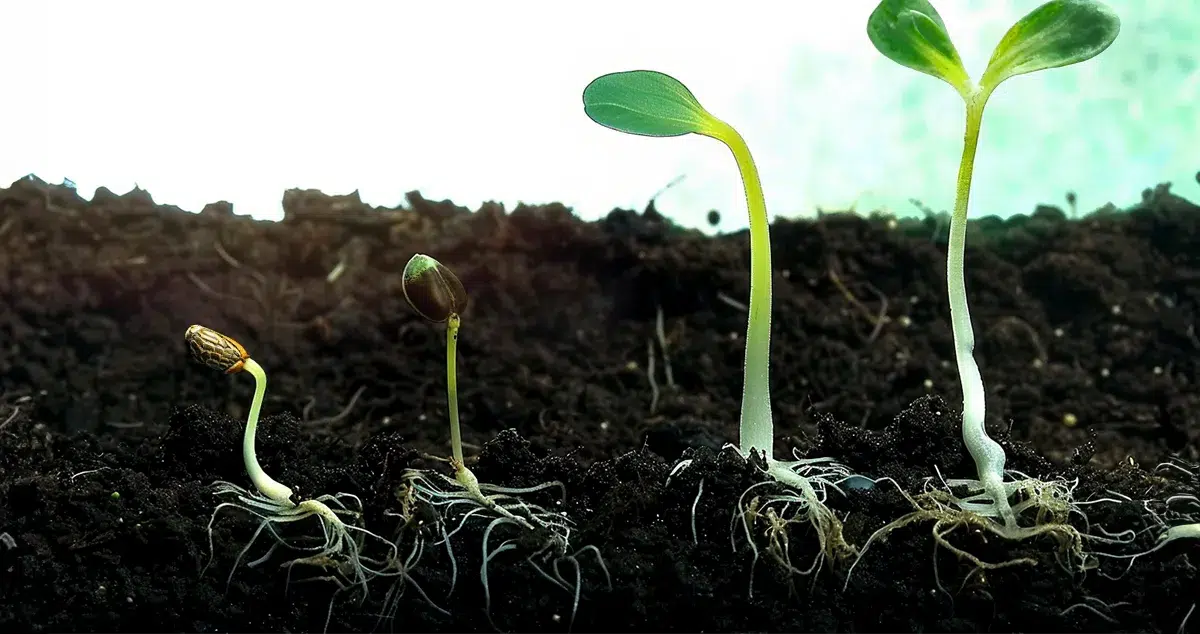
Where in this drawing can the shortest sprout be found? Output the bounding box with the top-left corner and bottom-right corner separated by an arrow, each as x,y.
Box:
184,324 -> 404,630
184,324 -> 292,503
403,254 -> 468,323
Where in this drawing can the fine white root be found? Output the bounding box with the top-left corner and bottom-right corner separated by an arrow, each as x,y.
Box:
668,446 -> 860,593
398,468 -> 612,630
1059,595 -> 1128,625
844,470 -> 1137,592
371,480 -> 454,629
730,447 -> 859,596
371,510 -> 451,629
203,479 -> 396,620
1138,457 -> 1200,564
1154,456 -> 1200,481
654,303 -> 675,388
1089,489 -> 1200,580
938,465 -> 1094,524
1178,602 -> 1196,634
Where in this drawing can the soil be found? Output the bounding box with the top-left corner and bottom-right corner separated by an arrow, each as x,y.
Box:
1,174 -> 1198,633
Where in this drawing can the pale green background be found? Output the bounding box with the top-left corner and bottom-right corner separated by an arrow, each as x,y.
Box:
664,0 -> 1198,230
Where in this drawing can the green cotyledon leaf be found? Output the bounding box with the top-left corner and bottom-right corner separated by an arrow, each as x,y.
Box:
981,0 -> 1120,92
582,70 -> 715,137
867,0 -> 972,98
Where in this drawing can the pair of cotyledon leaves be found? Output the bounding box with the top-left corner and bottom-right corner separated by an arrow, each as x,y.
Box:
582,0 -> 1121,138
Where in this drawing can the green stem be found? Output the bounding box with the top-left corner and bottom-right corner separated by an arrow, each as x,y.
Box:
241,358 -> 294,504
704,120 -> 773,460
446,313 -> 464,466
950,90 -> 1013,525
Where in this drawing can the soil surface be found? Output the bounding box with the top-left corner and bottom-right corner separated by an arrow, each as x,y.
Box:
1,174 -> 1198,633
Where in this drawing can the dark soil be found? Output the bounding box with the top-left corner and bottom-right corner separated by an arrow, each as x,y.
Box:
1,174 -> 1198,633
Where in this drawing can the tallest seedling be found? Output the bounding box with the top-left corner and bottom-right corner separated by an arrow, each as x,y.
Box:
867,0 -> 1119,526
184,325 -> 396,627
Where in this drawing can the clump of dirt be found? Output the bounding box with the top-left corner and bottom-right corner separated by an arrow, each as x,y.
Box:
0,174 -> 1197,632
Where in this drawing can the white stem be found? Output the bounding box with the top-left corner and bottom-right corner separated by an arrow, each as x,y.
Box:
950,91 -> 1012,526
242,359 -> 295,504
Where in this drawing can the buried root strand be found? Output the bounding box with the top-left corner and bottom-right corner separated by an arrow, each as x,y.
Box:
667,446 -> 862,595
203,480 -> 404,631
389,468 -> 612,629
734,450 -> 860,595
844,469 -> 1138,593
187,324 -> 419,630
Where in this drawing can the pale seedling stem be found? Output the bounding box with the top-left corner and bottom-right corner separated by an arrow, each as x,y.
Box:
867,0 -> 1121,528
947,92 -> 1016,525
446,313 -> 465,468
185,324 -> 397,612
185,324 -> 293,503
583,70 -> 859,582
443,313 -> 487,499
704,120 -> 775,460
241,357 -> 295,503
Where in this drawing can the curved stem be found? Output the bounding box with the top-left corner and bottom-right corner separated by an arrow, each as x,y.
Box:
241,358 -> 294,504
704,120 -> 773,459
950,90 -> 1013,525
446,313 -> 464,467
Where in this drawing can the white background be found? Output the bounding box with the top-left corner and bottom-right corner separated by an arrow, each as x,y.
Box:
2,1 -> 1196,230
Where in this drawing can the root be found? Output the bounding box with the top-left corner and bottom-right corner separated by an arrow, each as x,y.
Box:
715,292 -> 748,312
845,472 -> 1136,592
827,258 -> 890,344
1089,489 -> 1200,579
730,448 -> 859,596
1178,602 -> 1197,634
395,469 -> 611,630
646,338 -> 660,415
371,487 -> 451,631
654,304 -> 675,388
0,405 -> 20,431
986,316 -> 1048,368
302,385 -> 368,428
1059,595 -> 1128,625
645,304 -> 679,415
203,480 -> 397,631
187,239 -> 349,350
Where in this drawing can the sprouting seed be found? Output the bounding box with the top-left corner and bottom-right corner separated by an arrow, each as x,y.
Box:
401,254 -> 469,471
402,254 -> 468,323
185,324 -> 402,625
394,255 -> 609,627
184,324 -> 292,503
186,324 -> 249,374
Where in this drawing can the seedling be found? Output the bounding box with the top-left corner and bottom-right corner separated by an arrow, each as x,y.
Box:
396,255 -> 610,627
185,325 -> 294,502
852,0 -> 1124,580
584,71 -> 857,582
399,254 -> 473,485
184,325 -> 399,628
